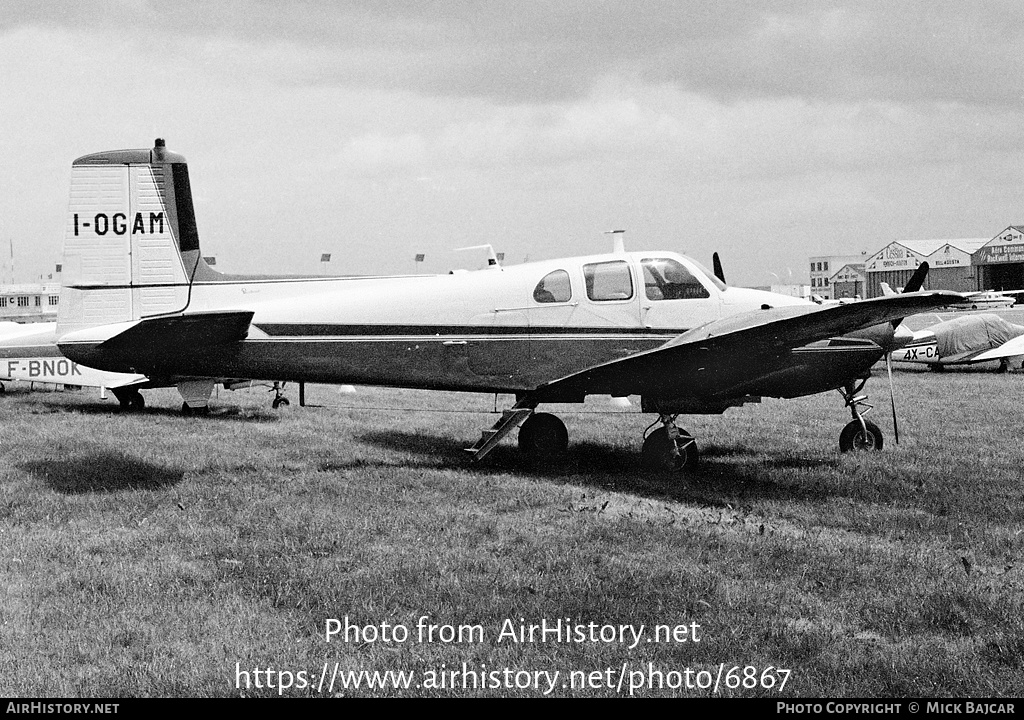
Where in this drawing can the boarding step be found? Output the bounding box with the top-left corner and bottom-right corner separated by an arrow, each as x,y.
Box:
464,407 -> 535,461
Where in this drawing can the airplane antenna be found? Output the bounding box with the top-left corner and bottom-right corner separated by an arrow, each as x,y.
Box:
605,230 -> 625,254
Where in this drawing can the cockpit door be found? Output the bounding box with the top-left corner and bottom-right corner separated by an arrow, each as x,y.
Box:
638,257 -> 723,331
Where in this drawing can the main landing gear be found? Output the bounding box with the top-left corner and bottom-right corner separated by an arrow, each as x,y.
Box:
271,382 -> 290,409
466,402 -> 703,473
517,412 -> 568,459
641,415 -> 699,472
112,387 -> 146,411
837,379 -> 883,452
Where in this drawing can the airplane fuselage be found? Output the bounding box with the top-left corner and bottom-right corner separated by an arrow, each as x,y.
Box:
60,251 -> 890,405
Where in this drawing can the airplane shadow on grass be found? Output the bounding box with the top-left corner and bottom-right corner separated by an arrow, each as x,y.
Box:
23,398 -> 283,424
355,428 -> 843,506
20,452 -> 185,494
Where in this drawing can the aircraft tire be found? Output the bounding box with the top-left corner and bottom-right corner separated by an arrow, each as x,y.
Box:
181,402 -> 209,417
641,426 -> 698,473
129,391 -> 145,411
839,420 -> 883,452
518,413 -> 568,460
113,387 -> 137,410
272,396 -> 290,409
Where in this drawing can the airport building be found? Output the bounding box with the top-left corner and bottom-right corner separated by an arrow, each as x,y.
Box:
863,238 -> 988,298
809,254 -> 866,300
973,226 -> 1024,291
0,284 -> 60,322
830,264 -> 867,300
815,226 -> 1024,299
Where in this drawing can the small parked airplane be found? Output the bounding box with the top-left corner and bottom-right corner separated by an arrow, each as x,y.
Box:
880,282 -> 1024,371
53,140 -> 961,471
889,314 -> 1024,372
948,290 -> 1017,311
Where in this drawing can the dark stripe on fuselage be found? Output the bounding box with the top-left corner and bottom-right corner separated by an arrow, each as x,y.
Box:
253,324 -> 687,337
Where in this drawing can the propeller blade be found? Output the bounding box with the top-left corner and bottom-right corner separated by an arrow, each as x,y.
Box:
886,355 -> 900,445
903,261 -> 930,294
712,252 -> 726,284
891,261 -> 930,328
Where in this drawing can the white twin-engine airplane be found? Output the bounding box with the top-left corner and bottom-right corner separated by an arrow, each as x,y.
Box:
54,140 -> 961,471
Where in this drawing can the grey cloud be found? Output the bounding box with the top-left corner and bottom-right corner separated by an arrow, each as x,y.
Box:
5,1 -> 1024,105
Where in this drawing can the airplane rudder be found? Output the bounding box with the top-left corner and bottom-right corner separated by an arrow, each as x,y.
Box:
58,139 -> 197,335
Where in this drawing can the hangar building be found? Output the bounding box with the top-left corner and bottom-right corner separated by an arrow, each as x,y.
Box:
830,264 -> 867,300
973,226 -> 1024,291
864,238 -> 988,298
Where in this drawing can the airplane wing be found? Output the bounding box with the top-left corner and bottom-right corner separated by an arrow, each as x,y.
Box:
532,291 -> 962,402
972,334 -> 1024,362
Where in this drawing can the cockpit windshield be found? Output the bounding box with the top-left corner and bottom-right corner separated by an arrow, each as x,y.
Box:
641,258 -> 718,300
686,258 -> 728,291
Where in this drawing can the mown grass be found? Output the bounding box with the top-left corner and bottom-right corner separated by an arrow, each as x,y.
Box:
0,369 -> 1021,697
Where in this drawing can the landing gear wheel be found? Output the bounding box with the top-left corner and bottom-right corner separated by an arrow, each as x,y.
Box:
518,412 -> 568,461
641,426 -> 699,472
114,388 -> 144,411
181,402 -> 209,417
839,420 -> 883,452
272,396 -> 290,409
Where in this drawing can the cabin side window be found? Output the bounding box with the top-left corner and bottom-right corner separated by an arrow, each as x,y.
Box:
641,258 -> 711,300
533,270 -> 572,303
583,261 -> 634,301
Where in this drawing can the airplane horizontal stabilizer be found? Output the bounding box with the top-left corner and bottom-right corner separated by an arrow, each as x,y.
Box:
58,310 -> 254,374
532,291 -> 964,402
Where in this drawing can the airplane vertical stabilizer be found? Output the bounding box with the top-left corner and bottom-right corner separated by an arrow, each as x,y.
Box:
58,139 -> 198,337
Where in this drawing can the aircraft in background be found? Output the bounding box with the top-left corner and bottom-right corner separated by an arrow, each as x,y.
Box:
0,321 -> 149,403
948,290 -> 1017,311
879,282 -> 1024,371
889,314 -> 1024,372
53,140 -> 961,471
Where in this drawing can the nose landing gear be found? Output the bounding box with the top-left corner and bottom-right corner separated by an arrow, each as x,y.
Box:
837,379 -> 883,452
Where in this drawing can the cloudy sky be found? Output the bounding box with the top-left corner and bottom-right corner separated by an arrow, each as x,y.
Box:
3,1 -> 1024,285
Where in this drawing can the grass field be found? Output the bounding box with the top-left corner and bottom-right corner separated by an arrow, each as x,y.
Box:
1,367 -> 1022,697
